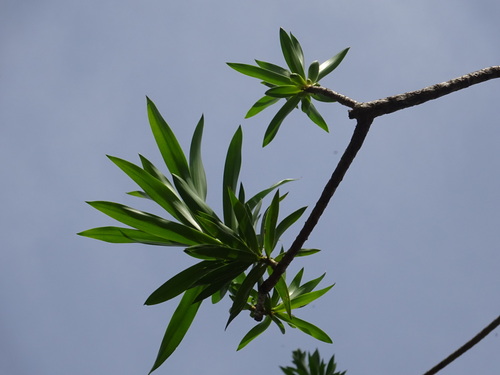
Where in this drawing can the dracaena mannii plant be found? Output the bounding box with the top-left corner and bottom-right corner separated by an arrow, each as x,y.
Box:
80,92 -> 335,372
227,27 -> 349,146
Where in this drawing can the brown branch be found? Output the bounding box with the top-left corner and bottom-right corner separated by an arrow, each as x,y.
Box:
422,315 -> 500,375
253,115 -> 374,321
304,86 -> 358,108
349,66 -> 500,119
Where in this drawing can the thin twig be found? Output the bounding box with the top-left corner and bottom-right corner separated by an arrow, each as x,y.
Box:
422,315 -> 500,375
253,115 -> 374,320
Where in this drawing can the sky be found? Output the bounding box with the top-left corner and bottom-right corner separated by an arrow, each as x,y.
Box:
1,1 -> 499,374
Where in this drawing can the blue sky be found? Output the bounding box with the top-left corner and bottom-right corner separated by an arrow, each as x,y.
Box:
1,1 -> 499,374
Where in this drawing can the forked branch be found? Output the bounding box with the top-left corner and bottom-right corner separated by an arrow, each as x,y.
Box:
258,65 -> 500,314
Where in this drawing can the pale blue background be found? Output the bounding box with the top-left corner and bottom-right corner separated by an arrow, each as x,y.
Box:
1,1 -> 499,374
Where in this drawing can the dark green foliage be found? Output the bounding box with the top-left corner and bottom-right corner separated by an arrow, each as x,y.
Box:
228,28 -> 349,145
79,97 -> 334,372
280,349 -> 346,375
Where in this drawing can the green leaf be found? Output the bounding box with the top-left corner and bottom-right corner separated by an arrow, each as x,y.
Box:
237,316 -> 272,350
77,226 -> 181,246
139,154 -> 171,185
274,275 -> 292,318
274,312 -> 332,343
263,191 -> 280,256
228,190 -> 259,253
279,28 -> 305,77
291,273 -> 326,299
195,212 -> 250,251
275,206 -> 307,240
265,85 -> 303,98
274,284 -> 334,312
184,244 -> 259,262
263,94 -> 302,146
107,155 -> 199,228
195,261 -> 250,286
171,174 -> 216,218
289,73 -> 307,86
145,261 -> 221,305
290,32 -> 305,77
301,98 -> 329,132
308,60 -> 320,82
86,201 -> 219,246
311,92 -> 337,103
146,97 -> 191,181
227,63 -> 292,86
274,248 -> 321,263
255,60 -> 291,77
227,263 -> 267,328
148,286 -> 203,374
245,96 -> 280,119
189,115 -> 207,200
287,268 -> 304,298
126,190 -> 150,199
246,179 -> 294,211
223,127 -> 243,228
317,47 -> 350,81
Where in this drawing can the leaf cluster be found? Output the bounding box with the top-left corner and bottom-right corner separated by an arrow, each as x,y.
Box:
280,349 -> 346,375
79,98 -> 333,373
227,28 -> 349,145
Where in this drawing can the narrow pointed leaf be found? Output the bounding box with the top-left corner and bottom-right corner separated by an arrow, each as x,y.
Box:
139,154 -> 171,185
148,286 -> 203,374
237,316 -> 272,350
275,313 -> 332,343
223,127 -> 243,228
246,178 -> 295,211
107,156 -> 199,228
78,226 -> 181,246
227,263 -> 267,328
227,63 -> 292,86
171,174 -> 216,218
228,190 -> 259,253
275,285 -> 334,312
263,191 -> 280,256
86,201 -> 219,246
266,85 -> 303,98
263,94 -> 301,146
145,261 -> 222,305
184,244 -> 259,262
308,60 -> 320,82
146,97 -> 191,181
311,92 -> 337,103
290,32 -> 305,77
255,60 -> 291,77
317,47 -> 350,81
189,115 -> 207,200
279,28 -> 304,77
301,99 -> 329,132
274,275 -> 292,318
245,96 -> 280,119
292,273 -> 326,299
275,206 -> 307,240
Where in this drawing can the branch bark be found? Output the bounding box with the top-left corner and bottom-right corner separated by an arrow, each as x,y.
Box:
254,66 -> 500,332
422,315 -> 500,375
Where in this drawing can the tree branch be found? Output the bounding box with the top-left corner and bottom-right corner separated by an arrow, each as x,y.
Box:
253,115 -> 374,321
349,66 -> 500,119
254,66 -> 500,322
422,315 -> 500,375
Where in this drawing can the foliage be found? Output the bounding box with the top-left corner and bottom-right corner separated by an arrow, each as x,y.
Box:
79,96 -> 333,373
228,28 -> 349,146
280,349 -> 346,375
